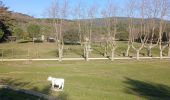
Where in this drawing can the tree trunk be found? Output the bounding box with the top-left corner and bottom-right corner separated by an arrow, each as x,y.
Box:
84,47 -> 86,58
159,20 -> 163,59
58,44 -> 63,62
126,45 -> 130,57
86,51 -> 89,61
61,45 -> 64,58
59,48 -> 62,62
78,22 -> 82,46
160,49 -> 163,59
111,48 -> 115,61
136,50 -> 140,60
147,46 -> 152,57
86,46 -> 89,61
104,42 -> 108,57
104,46 -> 107,57
168,44 -> 170,57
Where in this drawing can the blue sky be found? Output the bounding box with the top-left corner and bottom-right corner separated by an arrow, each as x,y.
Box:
3,0 -> 126,18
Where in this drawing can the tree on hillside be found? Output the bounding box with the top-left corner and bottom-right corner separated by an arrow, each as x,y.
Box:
13,27 -> 24,39
0,28 -> 4,39
27,24 -> 40,41
63,28 -> 79,44
40,25 -> 53,38
47,0 -> 60,40
0,1 -> 13,42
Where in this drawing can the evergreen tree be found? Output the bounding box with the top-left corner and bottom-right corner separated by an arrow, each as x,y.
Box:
0,1 -> 13,42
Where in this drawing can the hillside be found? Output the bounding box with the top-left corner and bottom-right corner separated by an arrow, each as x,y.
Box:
11,12 -> 34,23
3,11 -> 170,42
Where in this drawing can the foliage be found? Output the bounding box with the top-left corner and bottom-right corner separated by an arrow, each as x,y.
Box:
116,32 -> 129,41
0,21 -> 11,42
116,23 -> 129,41
0,1 -> 13,42
63,28 -> 79,44
0,28 -> 4,39
27,24 -> 41,38
40,25 -> 53,37
13,27 -> 24,39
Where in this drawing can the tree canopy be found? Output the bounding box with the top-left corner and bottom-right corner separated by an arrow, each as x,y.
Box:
27,24 -> 41,38
0,1 -> 13,42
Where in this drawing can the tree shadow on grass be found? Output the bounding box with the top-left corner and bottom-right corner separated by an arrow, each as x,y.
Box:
0,88 -> 44,100
68,48 -> 84,58
0,78 -> 69,100
92,47 -> 104,56
124,77 -> 170,100
0,78 -> 31,87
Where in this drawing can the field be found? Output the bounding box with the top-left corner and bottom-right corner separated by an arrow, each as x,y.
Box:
0,41 -> 168,59
0,60 -> 170,100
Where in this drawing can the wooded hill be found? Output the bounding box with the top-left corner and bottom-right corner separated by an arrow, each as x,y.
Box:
1,9 -> 170,42
0,0 -> 170,43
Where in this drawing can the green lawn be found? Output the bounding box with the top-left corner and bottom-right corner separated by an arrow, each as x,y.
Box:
0,41 -> 168,59
0,60 -> 170,100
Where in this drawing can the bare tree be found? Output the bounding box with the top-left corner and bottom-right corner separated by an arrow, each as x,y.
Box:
87,3 -> 98,42
101,0 -> 118,60
130,0 -> 149,60
84,37 -> 90,61
144,0 -> 160,57
125,0 -> 137,57
101,10 -> 108,57
74,0 -> 83,45
47,0 -> 66,61
48,0 -> 60,40
157,0 -> 170,59
83,2 -> 98,61
110,18 -> 118,61
168,31 -> 170,57
57,0 -> 69,61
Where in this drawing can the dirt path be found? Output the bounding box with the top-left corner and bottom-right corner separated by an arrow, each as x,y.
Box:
1,57 -> 170,62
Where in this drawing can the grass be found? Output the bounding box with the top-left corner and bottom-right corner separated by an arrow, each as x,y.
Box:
0,41 -> 169,59
0,60 -> 170,100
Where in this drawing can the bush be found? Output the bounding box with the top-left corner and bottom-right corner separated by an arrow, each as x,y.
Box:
116,32 -> 128,41
0,29 -> 4,40
13,27 -> 24,39
27,24 -> 41,38
63,29 -> 80,45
